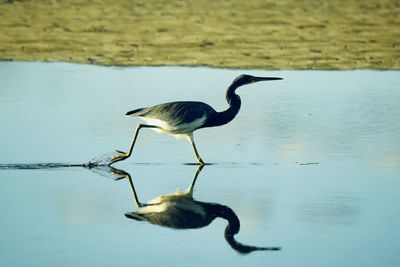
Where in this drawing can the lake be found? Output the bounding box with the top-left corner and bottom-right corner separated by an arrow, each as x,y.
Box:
0,62 -> 399,266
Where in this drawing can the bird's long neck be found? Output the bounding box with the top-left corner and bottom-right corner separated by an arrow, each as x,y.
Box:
210,84 -> 242,127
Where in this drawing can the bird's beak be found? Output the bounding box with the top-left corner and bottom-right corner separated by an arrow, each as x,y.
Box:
252,76 -> 283,83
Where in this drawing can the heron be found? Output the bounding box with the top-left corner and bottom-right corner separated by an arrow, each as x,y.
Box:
110,74 -> 282,165
119,165 -> 281,253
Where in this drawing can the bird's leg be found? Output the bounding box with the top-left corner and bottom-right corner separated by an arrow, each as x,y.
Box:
187,164 -> 205,195
109,124 -> 160,165
187,134 -> 205,165
126,124 -> 162,156
124,171 -> 145,208
110,167 -> 144,208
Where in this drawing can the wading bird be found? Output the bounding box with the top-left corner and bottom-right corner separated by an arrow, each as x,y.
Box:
110,74 -> 282,165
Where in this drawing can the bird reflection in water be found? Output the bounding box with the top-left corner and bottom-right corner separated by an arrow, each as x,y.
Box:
111,165 -> 280,254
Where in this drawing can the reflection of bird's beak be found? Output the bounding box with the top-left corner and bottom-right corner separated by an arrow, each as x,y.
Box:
253,76 -> 283,82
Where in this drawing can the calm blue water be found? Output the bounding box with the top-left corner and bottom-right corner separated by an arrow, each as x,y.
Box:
0,62 -> 399,266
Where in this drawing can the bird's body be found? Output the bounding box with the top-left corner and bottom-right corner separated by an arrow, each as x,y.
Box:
110,74 -> 282,165
126,101 -> 215,136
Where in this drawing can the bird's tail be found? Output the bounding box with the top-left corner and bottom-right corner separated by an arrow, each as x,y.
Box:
125,212 -> 145,221
126,108 -> 145,116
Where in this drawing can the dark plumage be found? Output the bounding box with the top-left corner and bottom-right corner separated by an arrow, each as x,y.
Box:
126,101 -> 217,131
110,74 -> 282,165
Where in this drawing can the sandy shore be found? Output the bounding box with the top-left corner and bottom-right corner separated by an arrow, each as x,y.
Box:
1,0 -> 399,69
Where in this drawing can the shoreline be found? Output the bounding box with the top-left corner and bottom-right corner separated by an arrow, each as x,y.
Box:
1,0 -> 399,70
2,59 -> 399,71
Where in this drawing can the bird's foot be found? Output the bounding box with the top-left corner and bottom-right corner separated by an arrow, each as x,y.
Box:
109,150 -> 129,166
197,157 -> 206,166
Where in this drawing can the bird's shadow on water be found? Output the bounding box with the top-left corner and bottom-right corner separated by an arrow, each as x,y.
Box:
104,164 -> 281,254
0,160 -> 281,254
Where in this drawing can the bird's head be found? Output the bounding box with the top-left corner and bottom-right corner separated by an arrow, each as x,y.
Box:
232,74 -> 283,87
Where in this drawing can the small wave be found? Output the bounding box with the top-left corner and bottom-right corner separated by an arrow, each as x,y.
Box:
0,162 -> 84,170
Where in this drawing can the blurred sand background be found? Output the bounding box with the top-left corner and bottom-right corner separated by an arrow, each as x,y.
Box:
0,0 -> 399,69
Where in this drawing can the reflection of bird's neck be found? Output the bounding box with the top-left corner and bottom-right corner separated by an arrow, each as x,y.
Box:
212,203 -> 276,254
212,203 -> 240,235
211,84 -> 242,127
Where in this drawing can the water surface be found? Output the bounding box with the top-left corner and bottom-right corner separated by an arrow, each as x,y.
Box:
0,62 -> 399,266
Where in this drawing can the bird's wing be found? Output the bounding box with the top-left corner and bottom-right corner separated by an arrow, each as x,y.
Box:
127,101 -> 216,128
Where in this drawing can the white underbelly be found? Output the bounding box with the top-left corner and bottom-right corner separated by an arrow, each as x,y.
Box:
140,115 -> 206,137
